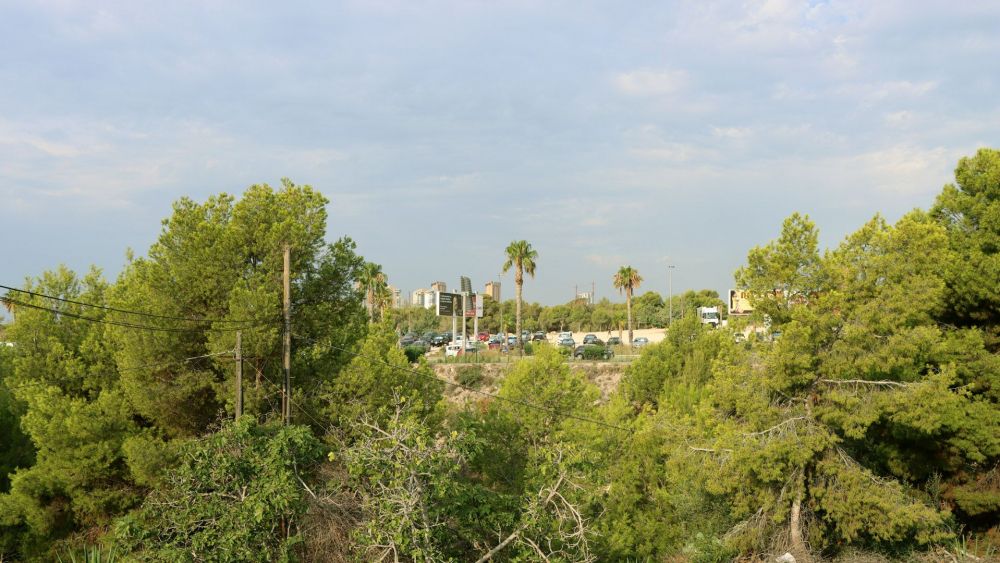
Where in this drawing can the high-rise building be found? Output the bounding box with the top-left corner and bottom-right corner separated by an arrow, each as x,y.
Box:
411,288 -> 430,306
484,281 -> 501,301
430,281 -> 447,293
460,276 -> 472,294
388,285 -> 402,308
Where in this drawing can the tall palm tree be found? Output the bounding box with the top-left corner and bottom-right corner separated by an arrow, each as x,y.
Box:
502,240 -> 538,350
358,262 -> 388,322
613,265 -> 643,346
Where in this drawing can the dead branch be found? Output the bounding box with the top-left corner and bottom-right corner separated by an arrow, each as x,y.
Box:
819,378 -> 908,388
747,417 -> 808,437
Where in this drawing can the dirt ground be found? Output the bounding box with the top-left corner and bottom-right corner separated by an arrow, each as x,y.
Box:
433,360 -> 628,405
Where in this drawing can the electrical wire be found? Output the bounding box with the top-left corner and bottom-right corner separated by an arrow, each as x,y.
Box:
115,350 -> 235,373
1,296 -> 269,333
0,284 -> 272,325
295,333 -> 631,432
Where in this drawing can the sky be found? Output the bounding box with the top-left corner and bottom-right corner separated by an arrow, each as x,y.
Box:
1,0 -> 999,307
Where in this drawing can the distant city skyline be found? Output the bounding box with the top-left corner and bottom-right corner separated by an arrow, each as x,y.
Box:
2,2 -> 998,306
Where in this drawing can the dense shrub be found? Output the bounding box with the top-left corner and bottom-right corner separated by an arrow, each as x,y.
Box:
456,366 -> 484,388
403,344 -> 428,362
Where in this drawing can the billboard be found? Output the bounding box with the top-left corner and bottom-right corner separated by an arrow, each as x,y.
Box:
436,292 -> 461,316
729,289 -> 754,315
464,294 -> 484,318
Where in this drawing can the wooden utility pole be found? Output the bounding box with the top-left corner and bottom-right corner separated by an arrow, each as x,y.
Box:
282,243 -> 291,425
235,330 -> 243,419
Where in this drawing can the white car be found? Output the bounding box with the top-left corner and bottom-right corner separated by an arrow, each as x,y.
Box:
445,344 -> 462,357
558,331 -> 572,340
632,337 -> 650,349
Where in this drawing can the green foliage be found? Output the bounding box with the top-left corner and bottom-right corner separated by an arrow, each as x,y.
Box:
735,212 -> 824,326
402,344 -> 428,363
319,318 -> 443,442
109,181 -> 366,437
0,378 -> 33,493
455,365 -> 484,388
622,312 -> 721,411
345,406 -> 464,561
0,268 -> 142,558
932,147 -> 1000,350
498,346 -> 600,442
701,207 -> 999,555
114,418 -> 322,562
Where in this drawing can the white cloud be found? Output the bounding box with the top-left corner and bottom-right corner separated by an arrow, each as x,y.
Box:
854,145 -> 952,195
613,69 -> 688,97
841,80 -> 939,104
585,254 -> 629,268
711,126 -> 752,139
883,110 -> 914,126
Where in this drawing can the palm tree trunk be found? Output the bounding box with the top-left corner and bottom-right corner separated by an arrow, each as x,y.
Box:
626,288 -> 633,345
515,273 -> 523,350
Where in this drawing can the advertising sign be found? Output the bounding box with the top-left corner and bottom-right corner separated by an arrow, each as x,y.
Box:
464,294 -> 484,318
436,292 -> 461,316
729,289 -> 754,315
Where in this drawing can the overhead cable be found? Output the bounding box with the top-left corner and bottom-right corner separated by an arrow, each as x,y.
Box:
0,284 -> 271,325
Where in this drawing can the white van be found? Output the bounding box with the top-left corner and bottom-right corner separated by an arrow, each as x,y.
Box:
445,344 -> 462,357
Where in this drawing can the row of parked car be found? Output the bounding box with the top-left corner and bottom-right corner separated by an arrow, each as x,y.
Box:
401,330 -> 653,359
554,332 -> 650,349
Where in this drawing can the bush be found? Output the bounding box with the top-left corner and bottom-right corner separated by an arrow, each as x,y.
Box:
456,366 -> 484,388
114,419 -> 322,561
403,344 -> 428,362
522,342 -> 534,356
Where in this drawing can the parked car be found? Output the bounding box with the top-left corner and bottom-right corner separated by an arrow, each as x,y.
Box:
632,337 -> 650,349
573,345 -> 614,360
399,334 -> 417,346
431,334 -> 448,347
444,344 -> 462,357
558,331 -> 572,340
582,334 -> 599,344
607,336 -> 622,346
557,337 -> 575,347
507,335 -> 518,346
478,332 -> 489,342
532,331 -> 546,342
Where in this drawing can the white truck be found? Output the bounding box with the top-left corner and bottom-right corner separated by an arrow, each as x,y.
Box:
696,306 -> 721,328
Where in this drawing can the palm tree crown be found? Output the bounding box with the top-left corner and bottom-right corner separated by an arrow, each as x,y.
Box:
358,262 -> 388,321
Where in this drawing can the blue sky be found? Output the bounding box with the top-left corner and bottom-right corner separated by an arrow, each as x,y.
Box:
2,0 -> 998,306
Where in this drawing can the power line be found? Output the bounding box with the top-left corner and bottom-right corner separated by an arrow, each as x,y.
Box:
116,350 -> 235,373
297,334 -> 631,433
0,284 -> 271,325
1,296 -> 265,334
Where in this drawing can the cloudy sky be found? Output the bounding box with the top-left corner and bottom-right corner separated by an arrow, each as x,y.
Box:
2,0 -> 998,305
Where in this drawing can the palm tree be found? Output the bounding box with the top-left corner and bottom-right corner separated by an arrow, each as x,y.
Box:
358,262 -> 388,322
502,240 -> 538,350
613,265 -> 643,346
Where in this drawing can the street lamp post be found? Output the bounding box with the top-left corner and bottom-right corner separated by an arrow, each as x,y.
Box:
497,273 -> 504,340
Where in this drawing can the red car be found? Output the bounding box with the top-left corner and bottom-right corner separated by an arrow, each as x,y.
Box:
477,332 -> 489,342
